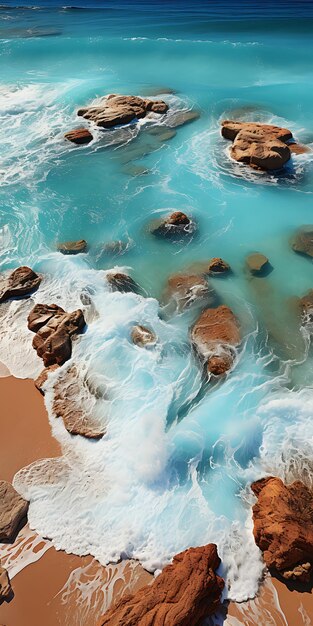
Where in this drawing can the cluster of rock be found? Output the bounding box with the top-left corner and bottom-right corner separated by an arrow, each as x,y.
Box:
98,543 -> 224,626
221,120 -> 306,171
0,481 -> 29,604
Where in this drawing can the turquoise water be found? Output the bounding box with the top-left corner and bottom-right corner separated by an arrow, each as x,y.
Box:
1,0 -> 313,603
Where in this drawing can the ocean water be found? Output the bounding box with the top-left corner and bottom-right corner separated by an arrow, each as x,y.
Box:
1,0 -> 313,604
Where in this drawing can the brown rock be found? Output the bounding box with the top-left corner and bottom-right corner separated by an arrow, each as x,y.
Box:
131,325 -> 156,347
289,143 -> 311,155
77,94 -> 168,129
106,272 -> 140,294
98,543 -> 224,626
291,226 -> 313,258
207,258 -> 230,274
246,253 -> 270,276
64,128 -> 93,145
191,305 -> 240,375
57,239 -> 87,255
0,266 -> 41,304
34,364 -> 59,394
164,273 -> 214,312
0,481 -> 28,542
249,139 -> 291,170
251,477 -> 313,583
300,290 -> 313,320
0,566 -> 12,603
151,211 -> 195,239
52,365 -> 106,439
28,303 -> 85,367
221,120 -> 293,143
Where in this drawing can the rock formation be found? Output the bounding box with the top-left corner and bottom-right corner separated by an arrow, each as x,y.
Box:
0,481 -> 28,542
150,211 -> 195,240
77,94 -> 168,129
291,226 -> 313,258
64,128 -> 93,145
131,325 -> 156,347
207,258 -> 230,274
221,120 -> 294,171
163,273 -> 215,312
28,303 -> 85,366
251,477 -> 313,583
106,272 -> 140,294
98,543 -> 224,626
191,305 -> 240,375
0,565 -> 12,603
57,239 -> 87,255
34,364 -> 59,394
246,253 -> 270,276
0,266 -> 41,303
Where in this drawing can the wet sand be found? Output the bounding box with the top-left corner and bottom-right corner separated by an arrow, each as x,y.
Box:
0,374 -> 312,625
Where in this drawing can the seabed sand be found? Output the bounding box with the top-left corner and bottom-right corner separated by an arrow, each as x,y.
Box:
0,375 -> 312,625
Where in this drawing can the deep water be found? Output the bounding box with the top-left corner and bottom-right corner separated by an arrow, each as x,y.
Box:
1,0 -> 313,602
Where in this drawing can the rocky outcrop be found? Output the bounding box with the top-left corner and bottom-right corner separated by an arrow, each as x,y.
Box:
291,226 -> 313,258
0,566 -> 12,603
28,303 -> 85,366
207,258 -> 230,274
77,94 -> 169,129
163,273 -> 215,312
0,481 -> 28,542
57,239 -> 87,255
0,266 -> 41,304
64,128 -> 93,145
246,253 -> 270,276
52,365 -> 106,439
251,477 -> 313,583
221,120 -> 294,171
150,211 -> 195,240
106,272 -> 140,294
191,305 -> 240,376
34,364 -> 59,394
98,544 -> 224,626
131,325 -> 156,347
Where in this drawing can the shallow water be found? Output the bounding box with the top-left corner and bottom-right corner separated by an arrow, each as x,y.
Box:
1,0 -> 313,604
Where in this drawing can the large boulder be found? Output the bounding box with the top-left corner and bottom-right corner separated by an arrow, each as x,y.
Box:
251,477 -> 313,583
191,305 -> 240,376
150,211 -> 195,240
77,94 -> 169,129
0,266 -> 41,304
0,565 -> 12,603
221,120 -> 293,171
163,273 -> 214,312
57,239 -> 87,255
98,544 -> 224,626
64,128 -> 93,145
291,226 -> 313,258
0,481 -> 28,542
28,303 -> 85,367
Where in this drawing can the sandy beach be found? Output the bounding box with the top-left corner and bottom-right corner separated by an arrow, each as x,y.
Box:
0,374 -> 311,625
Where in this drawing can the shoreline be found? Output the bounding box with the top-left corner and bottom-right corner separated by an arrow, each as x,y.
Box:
0,374 -> 312,625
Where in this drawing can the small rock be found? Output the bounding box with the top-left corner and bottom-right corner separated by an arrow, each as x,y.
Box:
191,305 -> 240,376
246,253 -> 270,276
131,325 -> 156,347
57,239 -> 87,255
0,566 -> 12,603
64,128 -> 93,145
291,226 -> 313,258
0,481 -> 28,542
151,211 -> 195,240
207,258 -> 230,274
106,272 -> 140,294
0,266 -> 41,304
163,273 -> 214,312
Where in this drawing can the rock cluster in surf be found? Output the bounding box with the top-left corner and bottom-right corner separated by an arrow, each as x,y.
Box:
28,303 -> 85,366
77,94 -> 169,129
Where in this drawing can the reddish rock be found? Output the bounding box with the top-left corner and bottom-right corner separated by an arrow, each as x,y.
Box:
64,128 -> 93,145
0,566 -> 12,603
34,364 -> 59,394
251,477 -> 313,583
98,544 -> 224,626
0,266 -> 41,304
246,253 -> 270,275
131,325 -> 156,347
191,305 -> 240,375
164,273 -> 214,312
57,239 -> 87,255
291,226 -> 313,258
249,139 -> 291,170
0,481 -> 28,542
289,143 -> 311,155
300,289 -> 313,320
221,120 -> 293,143
77,94 -> 168,129
106,272 -> 140,294
207,258 -> 230,274
28,303 -> 85,367
151,211 -> 195,239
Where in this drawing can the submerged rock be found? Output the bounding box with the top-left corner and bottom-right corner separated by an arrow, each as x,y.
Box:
0,566 -> 12,603
169,109 -> 200,128
246,253 -> 271,276
28,303 -> 85,367
289,143 -> 311,155
106,272 -> 140,294
57,239 -> 87,255
0,481 -> 28,542
221,120 -> 294,171
251,477 -> 313,583
64,128 -> 93,145
300,290 -> 313,321
291,226 -> 313,258
131,325 -> 157,347
77,94 -> 169,129
163,273 -> 214,312
150,211 -> 195,240
98,544 -> 224,626
0,266 -> 41,304
191,305 -> 240,376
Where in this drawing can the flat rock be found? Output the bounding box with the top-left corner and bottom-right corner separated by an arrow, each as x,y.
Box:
163,273 -> 214,312
0,266 -> 41,304
131,325 -> 156,347
77,94 -> 169,129
191,305 -> 240,376
64,128 -> 93,145
150,211 -> 195,240
246,253 -> 270,275
207,257 -> 230,274
221,120 -> 293,143
0,566 -> 12,603
28,303 -> 85,367
251,477 -> 313,583
98,543 -> 224,626
291,226 -> 313,258
106,272 -> 140,294
0,481 -> 28,542
57,239 -> 87,255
